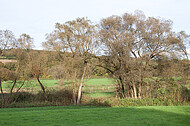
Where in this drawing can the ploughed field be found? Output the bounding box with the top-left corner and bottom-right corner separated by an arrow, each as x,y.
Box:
0,106 -> 189,126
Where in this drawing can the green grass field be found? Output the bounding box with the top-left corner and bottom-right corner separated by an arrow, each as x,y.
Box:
0,106 -> 189,126
2,78 -> 115,88
2,78 -> 116,97
2,78 -> 190,98
2,79 -> 59,89
0,56 -> 16,59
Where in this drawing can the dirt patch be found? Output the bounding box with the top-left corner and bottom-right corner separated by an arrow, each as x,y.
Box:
0,59 -> 17,64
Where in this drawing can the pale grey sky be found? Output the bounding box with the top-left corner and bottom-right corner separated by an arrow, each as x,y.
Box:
0,0 -> 190,52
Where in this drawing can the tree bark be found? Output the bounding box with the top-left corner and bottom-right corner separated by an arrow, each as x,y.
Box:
72,81 -> 77,104
131,86 -> 134,98
36,75 -> 47,100
127,85 -> 130,97
149,83 -> 152,98
7,78 -> 17,104
133,82 -> 137,99
0,78 -> 5,108
119,76 -> 126,98
16,80 -> 25,93
138,82 -> 142,99
13,80 -> 25,103
77,65 -> 87,104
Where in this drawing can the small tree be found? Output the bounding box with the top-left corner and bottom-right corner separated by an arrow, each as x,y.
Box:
43,17 -> 97,104
0,68 -> 17,107
0,30 -> 17,56
17,34 -> 48,99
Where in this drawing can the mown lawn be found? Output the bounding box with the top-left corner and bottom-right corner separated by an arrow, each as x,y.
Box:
0,106 -> 189,126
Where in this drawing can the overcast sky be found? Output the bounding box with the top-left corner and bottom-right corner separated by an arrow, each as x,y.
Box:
0,0 -> 190,53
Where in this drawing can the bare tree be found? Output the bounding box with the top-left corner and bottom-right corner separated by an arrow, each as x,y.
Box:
0,30 -> 17,56
17,34 -> 34,50
17,34 -> 50,100
43,17 -> 97,104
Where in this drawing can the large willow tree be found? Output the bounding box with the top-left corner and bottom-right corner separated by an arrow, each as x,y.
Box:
98,10 -> 188,99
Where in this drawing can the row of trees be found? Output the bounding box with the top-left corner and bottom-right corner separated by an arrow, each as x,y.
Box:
0,11 -> 189,106
43,11 -> 189,101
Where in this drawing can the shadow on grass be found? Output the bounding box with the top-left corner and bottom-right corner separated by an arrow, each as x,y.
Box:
187,89 -> 190,98
63,82 -> 72,85
84,92 -> 116,97
0,106 -> 189,126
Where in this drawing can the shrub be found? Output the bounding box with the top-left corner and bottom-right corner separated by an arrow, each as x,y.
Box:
1,87 -> 74,108
109,98 -> 190,107
45,87 -> 73,105
0,61 -> 4,68
4,62 -> 16,71
86,98 -> 111,107
81,95 -> 111,107
12,92 -> 35,103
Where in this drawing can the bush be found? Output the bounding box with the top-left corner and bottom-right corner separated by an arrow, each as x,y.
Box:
0,61 -> 4,68
81,95 -> 111,107
87,98 -> 111,107
12,92 -> 36,103
45,87 -> 73,105
0,87 -> 74,108
1,88 -> 189,108
4,62 -> 16,71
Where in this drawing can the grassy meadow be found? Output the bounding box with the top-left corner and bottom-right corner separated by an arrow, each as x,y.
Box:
2,78 -> 116,98
1,75 -> 190,126
0,106 -> 189,126
2,77 -> 190,99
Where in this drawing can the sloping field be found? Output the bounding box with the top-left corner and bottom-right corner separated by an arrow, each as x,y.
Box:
0,106 -> 189,126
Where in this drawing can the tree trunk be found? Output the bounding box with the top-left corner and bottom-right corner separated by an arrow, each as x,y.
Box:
16,80 -> 25,93
138,83 -> 142,99
73,88 -> 77,104
119,76 -> 126,98
77,65 -> 87,104
126,85 -> 130,97
10,78 -> 17,97
133,82 -> 137,99
36,75 -> 47,100
72,81 -> 77,104
13,80 -> 25,103
149,83 -> 152,98
131,86 -> 134,98
0,78 -> 5,108
7,78 -> 17,104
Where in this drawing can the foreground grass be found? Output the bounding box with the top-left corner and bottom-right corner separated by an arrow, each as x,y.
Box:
0,106 -> 189,126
